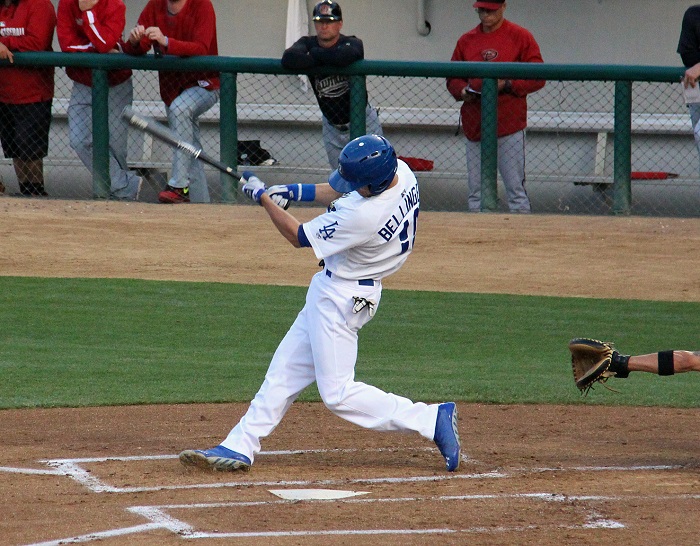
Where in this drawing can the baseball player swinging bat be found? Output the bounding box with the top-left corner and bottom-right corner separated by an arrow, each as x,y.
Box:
121,106 -> 239,178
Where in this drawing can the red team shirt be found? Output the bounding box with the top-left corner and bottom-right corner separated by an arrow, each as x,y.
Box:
446,19 -> 545,142
56,0 -> 132,87
123,0 -> 219,106
0,0 -> 56,104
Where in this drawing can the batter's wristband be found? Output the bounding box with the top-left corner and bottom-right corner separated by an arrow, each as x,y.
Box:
288,184 -> 316,201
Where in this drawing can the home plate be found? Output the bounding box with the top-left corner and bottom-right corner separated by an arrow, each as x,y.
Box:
268,489 -> 370,501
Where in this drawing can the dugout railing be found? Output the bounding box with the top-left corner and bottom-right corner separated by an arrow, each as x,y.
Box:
1,53 -> 691,215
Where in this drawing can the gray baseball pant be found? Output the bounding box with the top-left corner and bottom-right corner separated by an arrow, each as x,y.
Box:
68,79 -> 141,199
689,103 -> 700,174
466,129 -> 531,213
321,105 -> 382,170
167,86 -> 220,203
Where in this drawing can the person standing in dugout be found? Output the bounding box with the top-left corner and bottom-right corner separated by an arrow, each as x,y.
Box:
281,0 -> 382,170
178,135 -> 461,474
57,0 -> 142,200
678,5 -> 700,169
446,0 -> 545,213
0,0 -> 56,197
124,0 -> 220,204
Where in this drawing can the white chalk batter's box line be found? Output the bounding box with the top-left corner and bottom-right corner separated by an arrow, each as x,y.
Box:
0,447 -> 690,494
10,450 -> 699,546
25,492 -> 700,546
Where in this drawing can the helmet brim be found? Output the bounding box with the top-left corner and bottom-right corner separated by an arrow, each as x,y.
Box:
328,168 -> 357,194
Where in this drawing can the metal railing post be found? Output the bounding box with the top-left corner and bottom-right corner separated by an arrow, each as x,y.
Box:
91,69 -> 110,198
349,75 -> 367,139
219,72 -> 237,203
480,77 -> 498,212
613,80 -> 632,215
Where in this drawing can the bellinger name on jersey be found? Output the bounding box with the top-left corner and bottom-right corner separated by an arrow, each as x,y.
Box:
377,183 -> 420,242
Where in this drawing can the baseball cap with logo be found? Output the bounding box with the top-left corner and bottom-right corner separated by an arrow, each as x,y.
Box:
312,0 -> 342,22
473,0 -> 505,9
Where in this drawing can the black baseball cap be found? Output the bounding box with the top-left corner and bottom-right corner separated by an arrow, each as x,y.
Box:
312,1 -> 342,22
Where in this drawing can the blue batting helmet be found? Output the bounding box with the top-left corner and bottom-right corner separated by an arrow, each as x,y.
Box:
328,135 -> 398,196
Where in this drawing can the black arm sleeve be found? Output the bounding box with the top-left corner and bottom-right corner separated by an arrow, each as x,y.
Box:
281,37 -> 316,70
309,35 -> 364,67
678,6 -> 700,67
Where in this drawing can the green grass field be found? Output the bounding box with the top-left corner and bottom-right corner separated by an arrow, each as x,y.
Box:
1,276 -> 697,409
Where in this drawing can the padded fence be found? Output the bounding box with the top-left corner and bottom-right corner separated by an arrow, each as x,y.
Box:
0,53 -> 695,216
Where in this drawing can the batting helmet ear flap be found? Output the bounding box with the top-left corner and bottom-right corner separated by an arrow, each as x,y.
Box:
328,135 -> 398,195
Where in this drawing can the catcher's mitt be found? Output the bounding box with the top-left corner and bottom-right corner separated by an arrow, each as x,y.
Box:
569,338 -> 617,394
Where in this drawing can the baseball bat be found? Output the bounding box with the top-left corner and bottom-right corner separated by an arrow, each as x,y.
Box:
121,106 -> 239,178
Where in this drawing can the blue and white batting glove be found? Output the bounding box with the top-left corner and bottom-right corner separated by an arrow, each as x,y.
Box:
240,171 -> 266,204
264,187 -> 291,210
266,184 -> 317,203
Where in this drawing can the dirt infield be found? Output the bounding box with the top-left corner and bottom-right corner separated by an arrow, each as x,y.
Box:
1,200 -> 699,546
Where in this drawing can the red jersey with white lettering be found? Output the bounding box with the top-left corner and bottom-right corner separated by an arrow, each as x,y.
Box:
123,0 -> 219,106
0,0 -> 55,104
56,0 -> 132,87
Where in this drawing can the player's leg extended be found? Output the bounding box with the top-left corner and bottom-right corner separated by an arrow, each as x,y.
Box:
310,274 -> 437,440
219,303 -> 318,462
498,130 -> 531,213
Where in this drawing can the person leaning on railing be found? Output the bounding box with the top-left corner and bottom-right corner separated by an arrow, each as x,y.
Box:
123,0 -> 220,204
281,0 -> 382,170
0,0 -> 56,197
57,0 -> 142,201
446,0 -> 545,214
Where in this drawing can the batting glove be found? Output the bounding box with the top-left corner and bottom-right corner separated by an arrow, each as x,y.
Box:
240,171 -> 266,204
264,187 -> 290,210
267,184 -> 317,202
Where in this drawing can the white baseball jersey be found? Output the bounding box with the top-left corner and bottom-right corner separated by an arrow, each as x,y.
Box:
302,160 -> 420,280
220,158 -> 440,464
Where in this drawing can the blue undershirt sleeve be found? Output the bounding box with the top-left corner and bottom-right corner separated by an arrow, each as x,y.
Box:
297,224 -> 311,247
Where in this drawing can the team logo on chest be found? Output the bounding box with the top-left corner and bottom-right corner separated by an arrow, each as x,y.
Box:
317,221 -> 339,240
481,49 -> 498,61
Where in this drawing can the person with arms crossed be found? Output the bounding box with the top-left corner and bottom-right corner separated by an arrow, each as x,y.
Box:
281,0 -> 382,170
446,0 -> 544,213
178,135 -> 461,474
0,0 -> 55,197
678,5 -> 700,167
124,0 -> 219,204
57,0 -> 142,200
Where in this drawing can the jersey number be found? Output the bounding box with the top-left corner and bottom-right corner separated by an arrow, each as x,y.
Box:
399,208 -> 419,255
